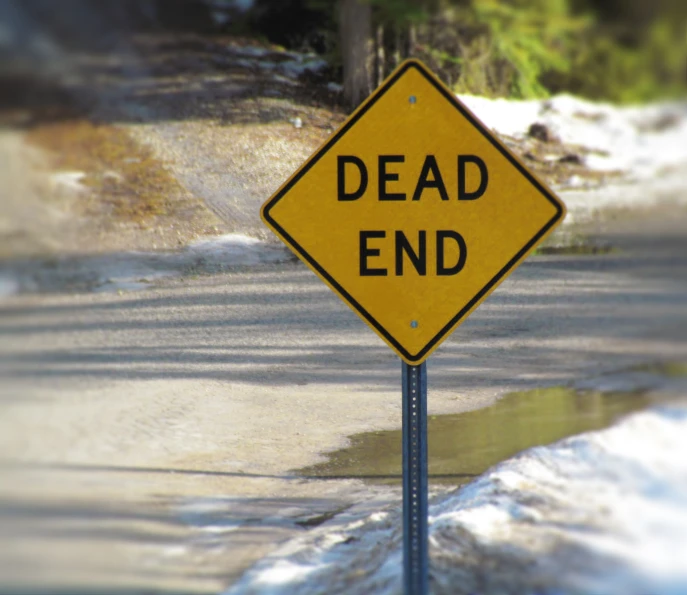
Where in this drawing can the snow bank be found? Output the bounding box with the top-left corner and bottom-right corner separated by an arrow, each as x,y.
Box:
457,93 -> 687,225
226,404 -> 687,595
430,405 -> 687,595
460,94 -> 687,180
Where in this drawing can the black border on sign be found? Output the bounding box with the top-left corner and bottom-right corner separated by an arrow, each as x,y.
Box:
262,59 -> 565,363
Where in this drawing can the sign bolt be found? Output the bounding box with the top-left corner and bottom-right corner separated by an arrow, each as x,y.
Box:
409,95 -> 417,104
411,320 -> 418,328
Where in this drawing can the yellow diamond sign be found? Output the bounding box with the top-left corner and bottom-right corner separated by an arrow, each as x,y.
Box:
262,59 -> 566,364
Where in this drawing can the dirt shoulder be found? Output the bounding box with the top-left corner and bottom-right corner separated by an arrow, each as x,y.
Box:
0,122 -> 226,260
1,31 -> 350,261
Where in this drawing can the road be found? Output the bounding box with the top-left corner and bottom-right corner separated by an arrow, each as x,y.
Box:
1,217 -> 686,594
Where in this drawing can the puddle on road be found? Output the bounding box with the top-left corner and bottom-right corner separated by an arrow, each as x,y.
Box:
298,386 -> 660,487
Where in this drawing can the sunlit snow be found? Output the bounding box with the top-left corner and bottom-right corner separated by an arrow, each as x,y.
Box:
460,94 -> 687,179
227,404 -> 687,595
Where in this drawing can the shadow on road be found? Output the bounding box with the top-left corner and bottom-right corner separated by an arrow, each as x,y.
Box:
2,234 -> 687,391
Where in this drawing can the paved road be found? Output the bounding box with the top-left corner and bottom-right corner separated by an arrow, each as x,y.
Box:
1,219 -> 686,594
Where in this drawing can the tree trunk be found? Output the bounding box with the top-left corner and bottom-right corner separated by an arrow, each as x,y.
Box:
374,23 -> 385,88
339,0 -> 372,108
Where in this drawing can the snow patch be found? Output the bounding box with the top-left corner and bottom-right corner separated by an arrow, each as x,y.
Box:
0,234 -> 291,299
188,233 -> 290,266
279,58 -> 328,80
459,93 -> 687,180
254,561 -> 315,587
49,171 -> 87,194
226,42 -> 328,82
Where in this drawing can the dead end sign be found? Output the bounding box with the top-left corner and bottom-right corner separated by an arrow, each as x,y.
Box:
261,59 -> 566,364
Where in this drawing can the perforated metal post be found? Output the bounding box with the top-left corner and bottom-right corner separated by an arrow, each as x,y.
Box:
402,361 -> 429,594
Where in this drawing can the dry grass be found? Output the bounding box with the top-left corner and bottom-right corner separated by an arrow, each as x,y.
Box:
26,119 -> 185,226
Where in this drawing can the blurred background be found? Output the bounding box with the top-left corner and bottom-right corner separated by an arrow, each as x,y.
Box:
1,0 -> 685,265
2,0 -> 686,109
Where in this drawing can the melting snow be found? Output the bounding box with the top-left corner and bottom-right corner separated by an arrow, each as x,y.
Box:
226,404 -> 687,595
460,94 -> 687,179
0,234 -> 291,298
457,93 -> 687,224
188,233 -> 290,266
49,171 -> 87,194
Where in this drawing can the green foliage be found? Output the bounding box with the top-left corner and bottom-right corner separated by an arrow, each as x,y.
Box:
469,0 -> 588,97
363,0 -> 588,98
555,17 -> 687,103
252,0 -> 687,103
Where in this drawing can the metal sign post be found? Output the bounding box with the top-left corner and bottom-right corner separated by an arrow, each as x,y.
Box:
402,361 -> 429,594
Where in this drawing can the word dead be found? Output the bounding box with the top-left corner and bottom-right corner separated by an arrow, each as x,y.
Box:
338,154 -> 488,277
337,154 -> 488,202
